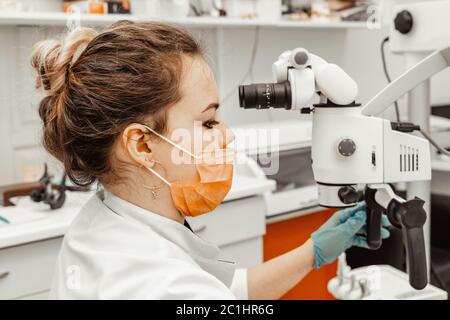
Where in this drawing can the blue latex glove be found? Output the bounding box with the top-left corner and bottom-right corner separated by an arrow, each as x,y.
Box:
311,202 -> 391,269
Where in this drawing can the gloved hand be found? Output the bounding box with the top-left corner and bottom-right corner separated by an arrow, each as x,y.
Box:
311,202 -> 390,269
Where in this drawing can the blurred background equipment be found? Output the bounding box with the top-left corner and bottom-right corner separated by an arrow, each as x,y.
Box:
283,0 -> 380,22
0,164 -> 88,210
28,163 -> 67,210
63,0 -> 131,14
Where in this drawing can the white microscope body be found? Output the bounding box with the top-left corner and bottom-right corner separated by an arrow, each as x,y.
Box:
239,43 -> 450,290
269,47 -> 432,208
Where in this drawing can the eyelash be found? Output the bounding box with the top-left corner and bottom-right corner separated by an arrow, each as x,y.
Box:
203,119 -> 220,129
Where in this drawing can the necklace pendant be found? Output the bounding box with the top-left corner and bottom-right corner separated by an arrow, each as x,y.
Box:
144,184 -> 161,199
150,187 -> 159,199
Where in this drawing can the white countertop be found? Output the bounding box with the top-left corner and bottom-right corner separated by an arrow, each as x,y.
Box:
0,175 -> 275,249
0,192 -> 89,249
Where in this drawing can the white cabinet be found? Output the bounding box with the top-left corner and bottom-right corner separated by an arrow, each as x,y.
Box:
17,290 -> 50,300
0,238 -> 61,299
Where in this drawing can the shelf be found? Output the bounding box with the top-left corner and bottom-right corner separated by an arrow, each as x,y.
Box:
0,11 -> 133,27
0,11 -> 369,29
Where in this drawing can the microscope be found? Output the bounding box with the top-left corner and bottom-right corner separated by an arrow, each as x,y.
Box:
239,45 -> 450,290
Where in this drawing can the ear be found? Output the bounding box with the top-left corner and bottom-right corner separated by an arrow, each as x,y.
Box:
122,123 -> 155,168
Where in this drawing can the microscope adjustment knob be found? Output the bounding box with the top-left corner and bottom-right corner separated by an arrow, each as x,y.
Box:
394,10 -> 413,35
338,186 -> 359,204
290,48 -> 310,69
338,138 -> 356,157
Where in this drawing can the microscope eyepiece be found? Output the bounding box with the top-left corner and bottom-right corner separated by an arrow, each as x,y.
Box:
239,81 -> 292,110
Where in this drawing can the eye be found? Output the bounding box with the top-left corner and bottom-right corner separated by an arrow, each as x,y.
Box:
203,119 -> 220,129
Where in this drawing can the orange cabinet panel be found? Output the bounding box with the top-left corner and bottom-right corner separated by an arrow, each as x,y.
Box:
263,209 -> 338,300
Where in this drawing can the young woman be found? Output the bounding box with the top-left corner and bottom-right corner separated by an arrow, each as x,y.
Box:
32,21 -> 390,299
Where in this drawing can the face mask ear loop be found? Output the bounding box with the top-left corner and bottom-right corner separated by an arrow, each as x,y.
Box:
145,165 -> 171,186
141,124 -> 199,160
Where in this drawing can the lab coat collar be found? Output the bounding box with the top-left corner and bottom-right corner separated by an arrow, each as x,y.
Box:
100,189 -> 236,287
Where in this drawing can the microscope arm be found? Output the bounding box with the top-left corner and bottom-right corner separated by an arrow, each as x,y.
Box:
365,184 -> 428,290
362,47 -> 450,117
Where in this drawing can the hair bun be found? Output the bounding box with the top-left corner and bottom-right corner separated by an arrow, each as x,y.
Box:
31,27 -> 98,93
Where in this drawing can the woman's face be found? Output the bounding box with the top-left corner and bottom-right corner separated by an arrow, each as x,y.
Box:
123,55 -> 234,185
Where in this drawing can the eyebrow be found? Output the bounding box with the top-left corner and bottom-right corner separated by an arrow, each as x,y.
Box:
202,102 -> 220,113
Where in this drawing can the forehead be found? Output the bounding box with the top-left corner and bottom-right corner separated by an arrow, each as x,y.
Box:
179,55 -> 218,102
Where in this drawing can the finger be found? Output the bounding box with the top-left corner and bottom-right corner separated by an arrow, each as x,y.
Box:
356,227 -> 390,241
358,225 -> 367,235
322,208 -> 353,229
347,202 -> 367,221
336,210 -> 367,235
345,201 -> 367,216
381,227 -> 390,239
354,201 -> 367,211
382,214 -> 391,227
331,209 -> 353,224
334,201 -> 367,224
356,213 -> 390,233
352,235 -> 369,249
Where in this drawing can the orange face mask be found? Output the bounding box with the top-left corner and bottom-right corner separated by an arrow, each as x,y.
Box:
142,125 -> 234,217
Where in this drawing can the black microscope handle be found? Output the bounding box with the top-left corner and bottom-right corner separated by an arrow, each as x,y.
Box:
401,226 -> 428,290
390,198 -> 428,290
366,206 -> 383,250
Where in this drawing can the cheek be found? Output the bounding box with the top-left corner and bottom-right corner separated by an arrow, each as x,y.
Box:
156,144 -> 198,182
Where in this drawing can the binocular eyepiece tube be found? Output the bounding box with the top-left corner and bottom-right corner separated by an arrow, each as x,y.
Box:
239,81 -> 292,110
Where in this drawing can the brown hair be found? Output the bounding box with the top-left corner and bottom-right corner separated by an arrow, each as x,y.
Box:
31,21 -> 202,187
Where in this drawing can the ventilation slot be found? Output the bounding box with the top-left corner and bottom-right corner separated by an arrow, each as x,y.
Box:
400,145 -> 419,172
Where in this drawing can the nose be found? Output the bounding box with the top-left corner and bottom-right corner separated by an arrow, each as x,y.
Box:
221,123 -> 235,148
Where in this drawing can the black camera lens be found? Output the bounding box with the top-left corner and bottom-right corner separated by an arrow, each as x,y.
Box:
239,81 -> 291,110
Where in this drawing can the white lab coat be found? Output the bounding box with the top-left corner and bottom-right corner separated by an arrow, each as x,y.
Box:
49,189 -> 248,299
